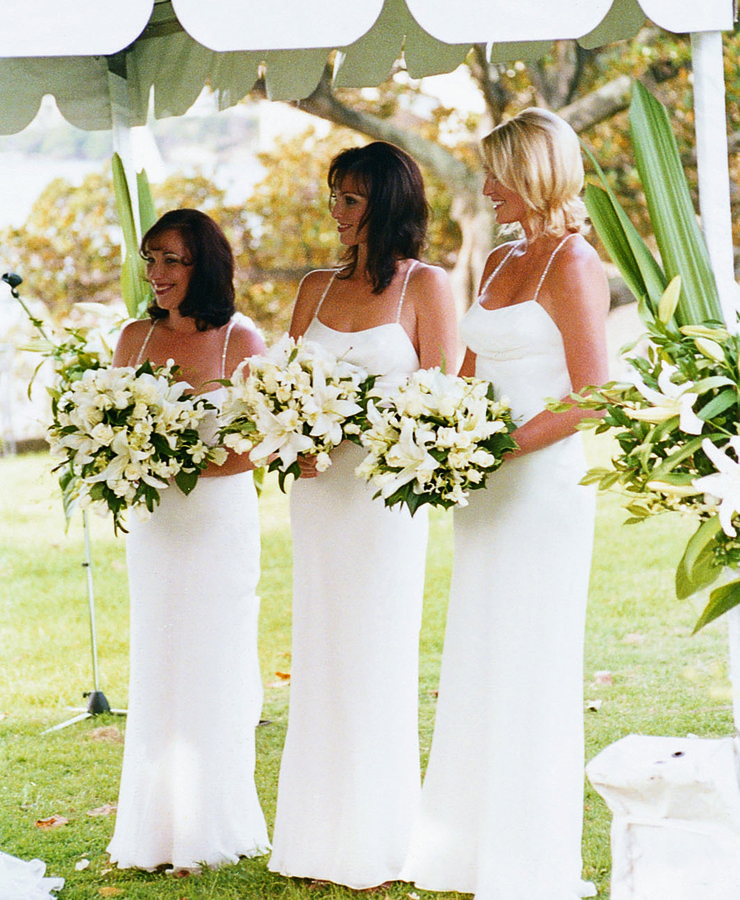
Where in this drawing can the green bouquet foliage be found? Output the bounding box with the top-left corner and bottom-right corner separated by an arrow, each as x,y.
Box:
573,82 -> 740,631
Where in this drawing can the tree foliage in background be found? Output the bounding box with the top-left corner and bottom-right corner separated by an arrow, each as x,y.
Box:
0,132 -> 461,340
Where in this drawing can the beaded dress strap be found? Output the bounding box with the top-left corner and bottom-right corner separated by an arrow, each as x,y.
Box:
395,260 -> 418,322
312,263 -> 416,326
532,233 -> 576,304
134,322 -> 156,366
479,242 -> 521,299
220,318 -> 237,379
312,270 -> 339,321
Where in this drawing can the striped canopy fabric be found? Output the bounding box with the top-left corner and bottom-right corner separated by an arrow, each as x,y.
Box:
0,0 -> 734,132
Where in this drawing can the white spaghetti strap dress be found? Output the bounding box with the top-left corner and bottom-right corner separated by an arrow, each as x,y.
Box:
403,239 -> 597,900
107,318 -> 269,870
269,264 -> 429,888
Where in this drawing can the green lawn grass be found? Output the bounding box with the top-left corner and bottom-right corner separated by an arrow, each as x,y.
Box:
0,446 -> 734,899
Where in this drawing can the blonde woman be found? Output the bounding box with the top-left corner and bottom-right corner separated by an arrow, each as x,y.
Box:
403,109 -> 609,900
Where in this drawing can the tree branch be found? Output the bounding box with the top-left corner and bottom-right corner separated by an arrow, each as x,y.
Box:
557,74 -> 632,132
287,65 -> 481,196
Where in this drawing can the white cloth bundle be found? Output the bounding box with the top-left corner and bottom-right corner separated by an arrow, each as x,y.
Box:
587,734 -> 740,900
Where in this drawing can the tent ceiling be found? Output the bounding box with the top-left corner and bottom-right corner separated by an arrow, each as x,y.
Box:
7,0 -> 154,56
0,0 -> 735,134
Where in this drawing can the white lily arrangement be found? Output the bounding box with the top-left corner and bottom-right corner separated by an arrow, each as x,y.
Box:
565,82 -> 740,632
557,279 -> 740,632
48,359 -> 227,533
218,334 -> 375,490
356,367 -> 517,515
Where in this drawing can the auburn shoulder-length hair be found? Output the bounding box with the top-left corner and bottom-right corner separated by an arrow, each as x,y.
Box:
142,208 -> 235,331
328,141 -> 429,293
481,108 -> 588,239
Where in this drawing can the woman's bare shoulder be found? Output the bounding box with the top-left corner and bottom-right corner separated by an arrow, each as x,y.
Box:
480,239 -> 522,278
556,233 -> 602,268
299,267 -> 337,296
409,260 -> 449,285
119,318 -> 151,337
549,234 -> 610,313
290,268 -> 338,336
228,319 -> 266,355
113,318 -> 151,365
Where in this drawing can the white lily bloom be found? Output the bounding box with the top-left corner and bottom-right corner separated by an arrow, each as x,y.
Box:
627,364 -> 703,434
693,437 -> 740,537
249,407 -> 315,467
380,419 -> 439,496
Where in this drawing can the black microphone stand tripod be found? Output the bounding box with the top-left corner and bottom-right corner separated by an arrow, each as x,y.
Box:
3,273 -> 126,732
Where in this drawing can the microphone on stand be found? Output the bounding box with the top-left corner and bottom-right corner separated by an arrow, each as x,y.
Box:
2,272 -> 22,297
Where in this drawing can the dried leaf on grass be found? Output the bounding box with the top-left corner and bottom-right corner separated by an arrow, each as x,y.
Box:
87,803 -> 117,817
87,726 -> 123,742
623,632 -> 646,644
35,815 -> 69,830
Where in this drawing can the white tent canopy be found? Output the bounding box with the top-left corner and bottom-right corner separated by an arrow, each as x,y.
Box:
3,0 -> 733,57
0,0 -> 734,132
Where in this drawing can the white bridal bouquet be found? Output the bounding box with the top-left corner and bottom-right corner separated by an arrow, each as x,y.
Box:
219,334 -> 375,489
356,367 -> 517,515
48,360 -> 227,532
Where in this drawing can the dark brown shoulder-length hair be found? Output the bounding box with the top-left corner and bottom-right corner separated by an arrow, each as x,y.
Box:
328,141 -> 429,294
142,208 -> 235,331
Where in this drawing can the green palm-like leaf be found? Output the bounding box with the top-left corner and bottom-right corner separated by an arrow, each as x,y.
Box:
675,514 -> 723,599
112,153 -> 158,318
693,578 -> 740,633
137,168 -> 157,236
583,142 -> 667,325
584,185 -> 658,323
629,81 -> 722,327
112,153 -> 147,317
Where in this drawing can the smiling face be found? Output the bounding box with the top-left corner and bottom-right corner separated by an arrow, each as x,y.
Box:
482,172 -> 529,227
330,174 -> 369,247
142,229 -> 194,312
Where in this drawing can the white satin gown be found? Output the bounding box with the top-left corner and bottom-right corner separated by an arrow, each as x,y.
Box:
402,239 -> 597,900
107,319 -> 269,870
269,265 -> 429,888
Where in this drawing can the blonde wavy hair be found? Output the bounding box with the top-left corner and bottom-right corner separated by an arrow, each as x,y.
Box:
481,107 -> 588,239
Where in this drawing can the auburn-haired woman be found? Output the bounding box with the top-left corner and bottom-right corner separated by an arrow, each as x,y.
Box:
108,209 -> 269,872
269,142 -> 457,889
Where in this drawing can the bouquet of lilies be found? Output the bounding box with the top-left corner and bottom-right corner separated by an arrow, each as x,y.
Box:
218,334 -> 375,490
569,82 -> 740,632
356,367 -> 517,515
48,360 -> 227,532
558,276 -> 740,631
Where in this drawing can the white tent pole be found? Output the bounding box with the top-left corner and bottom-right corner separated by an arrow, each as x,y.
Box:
691,29 -> 740,733
691,31 -> 737,324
